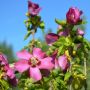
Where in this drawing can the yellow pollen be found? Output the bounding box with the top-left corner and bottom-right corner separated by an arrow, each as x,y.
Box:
30,57 -> 39,66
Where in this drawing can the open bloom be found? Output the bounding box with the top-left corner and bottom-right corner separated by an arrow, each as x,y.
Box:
0,53 -> 8,65
14,48 -> 54,81
45,33 -> 59,46
52,52 -> 69,71
66,7 -> 82,24
77,28 -> 84,36
4,65 -> 15,79
28,0 -> 41,16
3,64 -> 17,86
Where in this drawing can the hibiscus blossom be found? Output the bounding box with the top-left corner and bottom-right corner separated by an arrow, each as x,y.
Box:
52,52 -> 69,71
14,48 -> 54,81
3,65 -> 17,86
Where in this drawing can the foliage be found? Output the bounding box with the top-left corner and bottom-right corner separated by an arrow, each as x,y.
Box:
0,41 -> 16,63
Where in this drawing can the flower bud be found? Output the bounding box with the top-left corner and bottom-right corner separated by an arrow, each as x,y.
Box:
77,28 -> 84,36
66,7 -> 82,24
28,0 -> 41,16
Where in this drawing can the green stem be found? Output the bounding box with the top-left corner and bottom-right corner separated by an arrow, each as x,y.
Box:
84,58 -> 87,90
84,58 -> 87,77
31,30 -> 35,52
69,63 -> 72,90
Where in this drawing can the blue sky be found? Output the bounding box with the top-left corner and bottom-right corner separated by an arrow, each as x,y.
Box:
0,0 -> 90,52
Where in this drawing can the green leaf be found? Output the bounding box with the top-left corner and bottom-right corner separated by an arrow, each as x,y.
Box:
24,31 -> 32,40
55,19 -> 66,26
65,37 -> 72,46
58,46 -> 64,56
0,79 -> 9,90
64,72 -> 71,81
39,21 -> 45,29
52,68 -> 61,77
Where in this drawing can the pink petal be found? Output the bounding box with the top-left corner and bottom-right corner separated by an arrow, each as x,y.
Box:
6,68 -> 15,79
33,48 -> 46,59
14,60 -> 29,73
55,59 -> 59,69
17,50 -> 32,60
29,67 -> 42,81
39,57 -> 54,70
58,55 -> 68,71
4,65 -> 15,79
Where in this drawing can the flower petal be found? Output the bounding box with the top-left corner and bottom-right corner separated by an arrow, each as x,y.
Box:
29,67 -> 42,81
17,50 -> 32,60
58,55 -> 68,71
55,59 -> 59,69
33,48 -> 46,59
3,65 -> 15,79
6,67 -> 15,79
14,60 -> 29,73
39,57 -> 54,70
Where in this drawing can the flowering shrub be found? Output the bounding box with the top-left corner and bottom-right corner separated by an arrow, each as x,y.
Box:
0,0 -> 90,90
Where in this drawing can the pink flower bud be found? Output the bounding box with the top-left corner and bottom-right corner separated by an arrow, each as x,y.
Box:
66,7 -> 82,24
77,28 -> 84,36
28,0 -> 41,16
45,33 -> 59,46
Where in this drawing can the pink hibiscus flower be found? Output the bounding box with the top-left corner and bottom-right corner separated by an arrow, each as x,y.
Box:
52,53 -> 69,71
14,48 -> 54,81
3,64 -> 17,86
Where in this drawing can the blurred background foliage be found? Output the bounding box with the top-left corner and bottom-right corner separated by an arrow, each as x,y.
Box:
0,41 -> 16,63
